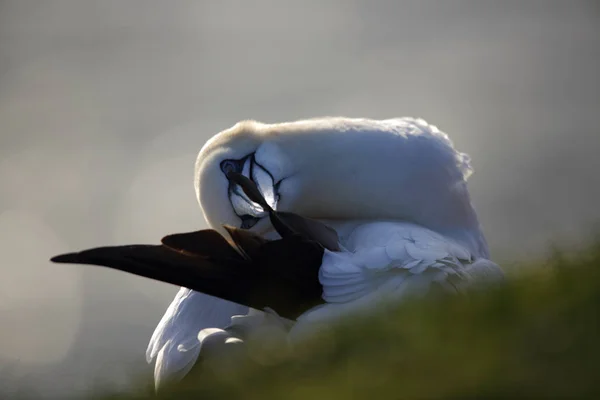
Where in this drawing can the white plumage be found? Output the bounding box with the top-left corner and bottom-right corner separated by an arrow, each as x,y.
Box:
292,221 -> 502,337
146,288 -> 247,387
146,116 -> 503,387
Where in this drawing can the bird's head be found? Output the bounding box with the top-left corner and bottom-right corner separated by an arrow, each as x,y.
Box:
195,120 -> 287,236
195,117 -> 489,257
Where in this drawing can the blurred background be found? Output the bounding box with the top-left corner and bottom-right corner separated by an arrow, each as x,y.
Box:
0,0 -> 598,397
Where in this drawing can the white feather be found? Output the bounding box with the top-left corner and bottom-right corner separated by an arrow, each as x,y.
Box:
292,221 -> 503,337
146,288 -> 247,388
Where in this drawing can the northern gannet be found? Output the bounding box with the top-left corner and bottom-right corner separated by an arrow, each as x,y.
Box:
51,117 -> 503,388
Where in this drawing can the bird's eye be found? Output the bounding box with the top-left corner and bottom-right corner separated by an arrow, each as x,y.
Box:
220,159 -> 238,174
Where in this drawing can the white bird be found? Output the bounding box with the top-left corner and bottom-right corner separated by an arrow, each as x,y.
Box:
51,117 -> 503,389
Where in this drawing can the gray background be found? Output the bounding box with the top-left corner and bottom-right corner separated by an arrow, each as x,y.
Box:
0,0 -> 598,397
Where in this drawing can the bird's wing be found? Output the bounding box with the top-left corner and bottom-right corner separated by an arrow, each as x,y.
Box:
146,287 -> 248,388
293,221 -> 503,331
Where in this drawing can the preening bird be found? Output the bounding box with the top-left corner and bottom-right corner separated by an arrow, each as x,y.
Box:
51,117 -> 503,388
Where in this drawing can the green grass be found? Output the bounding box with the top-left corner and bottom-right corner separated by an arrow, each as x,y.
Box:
98,242 -> 600,399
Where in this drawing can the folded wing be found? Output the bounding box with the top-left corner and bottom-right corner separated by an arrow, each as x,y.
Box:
294,221 -> 504,330
51,227 -> 325,321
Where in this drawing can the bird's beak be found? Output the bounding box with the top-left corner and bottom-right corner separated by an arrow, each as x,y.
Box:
226,171 -> 272,212
227,171 -> 340,251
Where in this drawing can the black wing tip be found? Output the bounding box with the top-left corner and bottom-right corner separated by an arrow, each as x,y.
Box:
50,253 -> 79,264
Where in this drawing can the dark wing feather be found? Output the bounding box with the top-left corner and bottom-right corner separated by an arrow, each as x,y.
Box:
223,225 -> 268,260
50,244 -> 253,305
161,229 -> 244,261
275,212 -> 340,251
254,235 -> 325,318
51,230 -> 325,320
